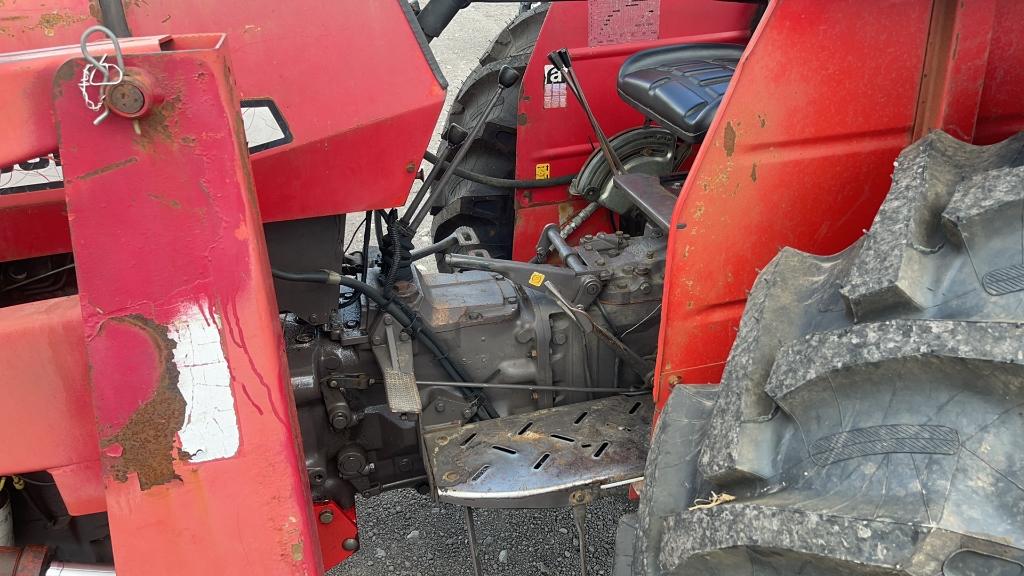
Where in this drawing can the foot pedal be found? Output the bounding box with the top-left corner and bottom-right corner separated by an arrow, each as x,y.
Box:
424,395 -> 652,508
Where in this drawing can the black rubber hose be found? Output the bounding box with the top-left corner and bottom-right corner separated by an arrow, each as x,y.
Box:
423,150 -> 576,188
272,269 -> 334,284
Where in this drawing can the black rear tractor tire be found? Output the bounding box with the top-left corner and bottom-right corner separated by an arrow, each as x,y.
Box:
632,131 -> 1024,576
430,5 -> 547,268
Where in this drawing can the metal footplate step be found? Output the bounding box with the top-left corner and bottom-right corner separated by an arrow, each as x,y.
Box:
424,394 -> 652,509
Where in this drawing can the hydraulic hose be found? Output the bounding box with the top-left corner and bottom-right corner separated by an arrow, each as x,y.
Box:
423,150 -> 576,188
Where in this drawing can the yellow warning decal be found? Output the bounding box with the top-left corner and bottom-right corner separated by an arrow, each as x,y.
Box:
528,272 -> 546,287
535,163 -> 551,180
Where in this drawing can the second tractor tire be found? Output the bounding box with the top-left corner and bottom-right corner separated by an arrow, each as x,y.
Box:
430,5 -> 547,267
633,131 -> 1024,576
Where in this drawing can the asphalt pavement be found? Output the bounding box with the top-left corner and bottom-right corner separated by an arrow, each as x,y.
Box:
330,4 -> 638,575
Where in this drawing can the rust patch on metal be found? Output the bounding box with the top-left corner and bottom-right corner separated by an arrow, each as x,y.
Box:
29,10 -> 88,37
750,161 -> 758,183
758,113 -> 767,128
517,112 -> 528,126
723,121 -> 737,157
147,193 -> 181,209
135,95 -> 182,150
100,315 -> 187,490
78,157 -> 138,181
557,202 -> 575,225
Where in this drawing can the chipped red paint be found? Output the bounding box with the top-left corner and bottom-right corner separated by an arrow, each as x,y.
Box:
0,0 -> 444,263
313,501 -> 359,572
652,0 -> 1024,408
56,35 -> 320,575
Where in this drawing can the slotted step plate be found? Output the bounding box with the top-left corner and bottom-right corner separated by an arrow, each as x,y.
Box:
424,395 -> 652,508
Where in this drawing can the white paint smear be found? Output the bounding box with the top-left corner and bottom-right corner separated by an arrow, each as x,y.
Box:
168,303 -> 239,463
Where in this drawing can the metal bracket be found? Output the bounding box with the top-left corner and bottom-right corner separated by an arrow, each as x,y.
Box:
445,253 -> 602,307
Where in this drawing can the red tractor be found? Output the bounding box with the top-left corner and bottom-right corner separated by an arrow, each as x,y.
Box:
1,0 -> 1022,575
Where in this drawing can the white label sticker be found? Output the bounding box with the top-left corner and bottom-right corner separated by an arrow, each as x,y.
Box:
543,65 -> 567,109
169,303 -> 239,463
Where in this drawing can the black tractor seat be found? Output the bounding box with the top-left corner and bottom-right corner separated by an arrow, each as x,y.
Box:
617,44 -> 744,143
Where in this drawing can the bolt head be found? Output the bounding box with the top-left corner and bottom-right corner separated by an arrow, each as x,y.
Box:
295,332 -> 314,343
343,538 -> 359,551
399,331 -> 410,342
435,401 -> 446,413
108,81 -> 146,116
331,413 -> 350,429
319,510 -> 335,524
383,315 -> 394,325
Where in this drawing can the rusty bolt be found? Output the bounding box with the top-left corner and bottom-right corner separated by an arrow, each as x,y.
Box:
343,538 -> 359,551
383,315 -> 393,325
109,82 -> 146,116
319,510 -> 335,524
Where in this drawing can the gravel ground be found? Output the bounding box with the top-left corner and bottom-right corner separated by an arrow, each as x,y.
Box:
330,4 -> 638,575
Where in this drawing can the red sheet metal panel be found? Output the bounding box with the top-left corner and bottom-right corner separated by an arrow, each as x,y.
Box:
650,0 -> 1018,406
975,0 -> 1024,144
511,0 -> 756,260
56,34 -> 320,575
0,0 -> 444,262
0,37 -> 165,169
0,296 -> 96,475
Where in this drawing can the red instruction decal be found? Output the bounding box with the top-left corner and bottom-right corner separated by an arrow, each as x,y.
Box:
588,0 -> 661,47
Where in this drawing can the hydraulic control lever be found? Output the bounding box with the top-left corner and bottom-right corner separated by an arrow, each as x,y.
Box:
401,122 -> 469,229
405,64 -> 522,234
547,48 -> 625,175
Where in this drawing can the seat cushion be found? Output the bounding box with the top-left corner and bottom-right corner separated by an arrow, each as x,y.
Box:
617,44 -> 744,143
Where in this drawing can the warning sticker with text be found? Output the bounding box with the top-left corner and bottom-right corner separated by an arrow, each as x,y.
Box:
588,0 -> 661,47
